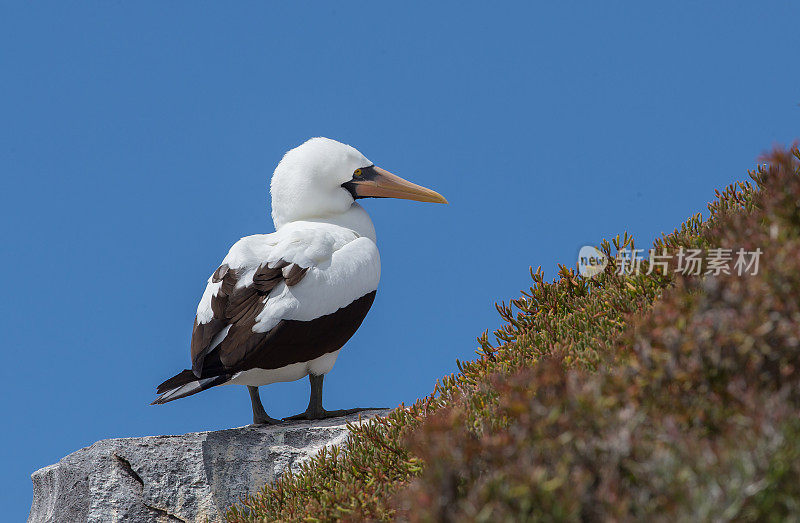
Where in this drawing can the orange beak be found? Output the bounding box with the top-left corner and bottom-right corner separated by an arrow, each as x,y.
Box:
345,166 -> 448,204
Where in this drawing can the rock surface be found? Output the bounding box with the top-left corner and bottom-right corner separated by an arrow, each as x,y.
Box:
28,410 -> 388,523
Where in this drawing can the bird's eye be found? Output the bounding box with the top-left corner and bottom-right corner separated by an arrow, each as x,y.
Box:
353,169 -> 363,178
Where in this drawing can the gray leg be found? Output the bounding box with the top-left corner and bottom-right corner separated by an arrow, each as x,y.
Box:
248,386 -> 280,425
283,374 -> 382,421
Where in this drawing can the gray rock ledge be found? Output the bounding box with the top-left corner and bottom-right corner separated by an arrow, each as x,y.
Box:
29,410 -> 389,523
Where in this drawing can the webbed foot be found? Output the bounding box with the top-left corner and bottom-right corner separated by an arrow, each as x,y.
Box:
282,407 -> 381,421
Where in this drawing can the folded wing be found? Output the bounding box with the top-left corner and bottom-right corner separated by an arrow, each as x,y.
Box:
153,224 -> 380,403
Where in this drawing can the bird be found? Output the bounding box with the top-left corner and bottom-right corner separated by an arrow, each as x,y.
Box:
152,137 -> 447,424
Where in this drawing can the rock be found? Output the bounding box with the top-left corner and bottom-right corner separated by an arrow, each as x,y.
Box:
28,410 -> 389,523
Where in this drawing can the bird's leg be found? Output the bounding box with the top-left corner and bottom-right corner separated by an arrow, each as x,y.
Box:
248,386 -> 280,425
283,374 -> 382,421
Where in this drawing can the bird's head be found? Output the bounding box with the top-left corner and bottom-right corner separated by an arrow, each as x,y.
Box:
270,137 -> 447,227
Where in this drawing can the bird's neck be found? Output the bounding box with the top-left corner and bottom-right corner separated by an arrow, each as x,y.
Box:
274,203 -> 377,242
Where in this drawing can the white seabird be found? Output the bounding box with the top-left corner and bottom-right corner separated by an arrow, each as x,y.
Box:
152,137 -> 447,423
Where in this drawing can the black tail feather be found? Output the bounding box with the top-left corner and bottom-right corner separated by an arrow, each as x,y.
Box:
151,370 -> 230,405
156,369 -> 198,394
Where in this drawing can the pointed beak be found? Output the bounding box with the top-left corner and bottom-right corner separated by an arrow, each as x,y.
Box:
345,165 -> 448,204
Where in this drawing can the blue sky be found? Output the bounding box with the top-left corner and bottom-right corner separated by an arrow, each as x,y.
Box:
2,2 -> 799,518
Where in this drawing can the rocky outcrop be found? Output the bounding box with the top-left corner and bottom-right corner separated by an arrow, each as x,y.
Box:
29,410 -> 388,523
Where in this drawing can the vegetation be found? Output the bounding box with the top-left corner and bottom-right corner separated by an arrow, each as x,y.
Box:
228,144 -> 800,522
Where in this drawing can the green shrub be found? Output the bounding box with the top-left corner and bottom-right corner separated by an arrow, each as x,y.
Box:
395,145 -> 800,521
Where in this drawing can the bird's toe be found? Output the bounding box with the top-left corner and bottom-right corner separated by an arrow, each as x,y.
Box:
251,415 -> 282,426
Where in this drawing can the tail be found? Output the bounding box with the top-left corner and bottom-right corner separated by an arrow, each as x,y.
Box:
151,369 -> 230,405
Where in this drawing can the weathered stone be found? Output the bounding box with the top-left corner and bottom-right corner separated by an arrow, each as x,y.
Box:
29,410 -> 388,523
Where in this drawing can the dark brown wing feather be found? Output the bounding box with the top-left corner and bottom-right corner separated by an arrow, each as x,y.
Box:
190,260 -> 308,376
224,291 -> 376,370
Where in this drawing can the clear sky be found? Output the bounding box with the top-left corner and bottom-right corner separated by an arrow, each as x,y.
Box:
2,2 -> 799,519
